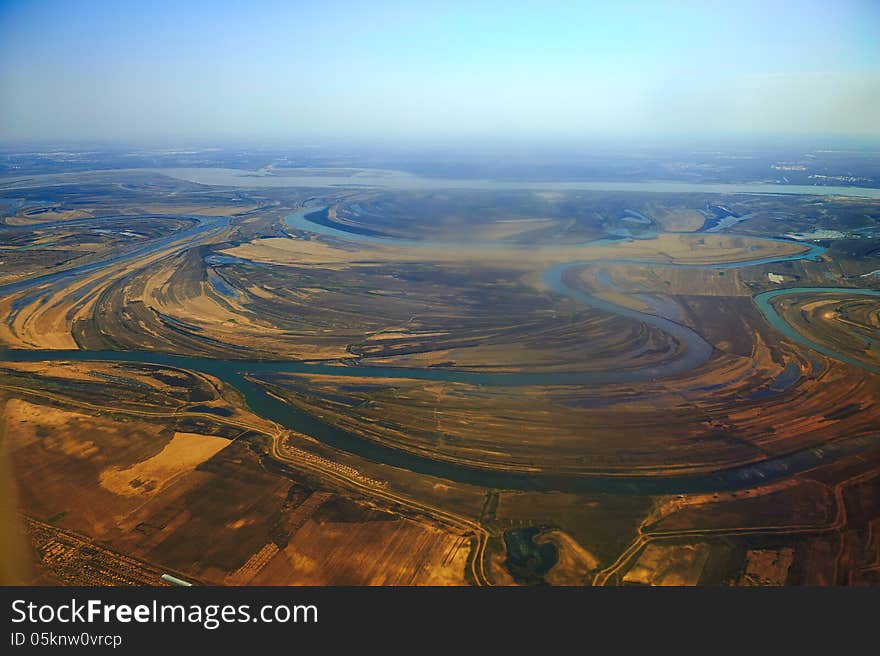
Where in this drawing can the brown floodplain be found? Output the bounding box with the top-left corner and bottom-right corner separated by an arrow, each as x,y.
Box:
3,179 -> 880,586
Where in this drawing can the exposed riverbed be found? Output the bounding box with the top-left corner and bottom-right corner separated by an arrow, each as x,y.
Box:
1,200 -> 877,493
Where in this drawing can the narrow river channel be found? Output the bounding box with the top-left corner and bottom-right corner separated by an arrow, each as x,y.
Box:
1,203 -> 877,493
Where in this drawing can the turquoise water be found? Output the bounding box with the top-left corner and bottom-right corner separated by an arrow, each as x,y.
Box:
1,204 -> 877,493
0,215 -> 229,295
284,205 -> 827,264
0,345 -> 877,493
754,287 -> 880,376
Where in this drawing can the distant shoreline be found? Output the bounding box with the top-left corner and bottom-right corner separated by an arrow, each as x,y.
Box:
2,167 -> 880,197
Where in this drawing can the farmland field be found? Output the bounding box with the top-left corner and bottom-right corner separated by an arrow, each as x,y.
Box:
2,168 -> 879,586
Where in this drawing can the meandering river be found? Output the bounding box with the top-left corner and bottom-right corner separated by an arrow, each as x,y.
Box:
1,201 -> 877,493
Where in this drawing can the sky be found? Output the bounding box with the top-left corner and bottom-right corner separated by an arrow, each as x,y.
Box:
0,0 -> 878,143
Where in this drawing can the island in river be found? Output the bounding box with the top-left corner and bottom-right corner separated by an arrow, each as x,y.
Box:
2,166 -> 879,586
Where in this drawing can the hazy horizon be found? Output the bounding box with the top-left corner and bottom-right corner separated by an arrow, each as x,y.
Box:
1,0 -> 879,143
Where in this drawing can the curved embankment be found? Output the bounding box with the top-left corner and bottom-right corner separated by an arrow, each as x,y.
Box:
286,205 -> 824,383
754,287 -> 880,376
0,341 -> 877,494
3,205 -> 878,492
0,215 -> 230,296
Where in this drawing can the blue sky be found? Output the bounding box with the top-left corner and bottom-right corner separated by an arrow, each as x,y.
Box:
1,0 -> 878,142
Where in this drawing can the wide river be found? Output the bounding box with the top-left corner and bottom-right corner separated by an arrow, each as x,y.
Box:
1,194 -> 878,493
148,167 -> 880,198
